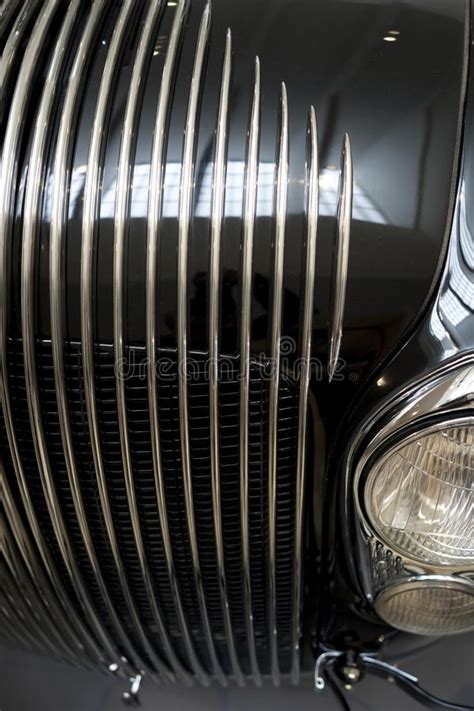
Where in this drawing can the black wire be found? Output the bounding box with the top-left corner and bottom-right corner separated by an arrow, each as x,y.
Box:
326,665 -> 352,711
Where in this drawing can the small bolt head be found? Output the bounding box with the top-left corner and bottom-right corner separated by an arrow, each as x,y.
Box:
342,665 -> 361,683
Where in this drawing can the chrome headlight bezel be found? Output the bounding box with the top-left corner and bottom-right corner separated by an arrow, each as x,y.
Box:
344,357 -> 474,634
354,415 -> 474,574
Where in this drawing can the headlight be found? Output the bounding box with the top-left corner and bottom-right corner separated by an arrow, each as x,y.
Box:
363,422 -> 474,568
375,577 -> 474,636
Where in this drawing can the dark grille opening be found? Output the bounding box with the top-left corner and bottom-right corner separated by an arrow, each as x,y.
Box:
1,337 -> 301,679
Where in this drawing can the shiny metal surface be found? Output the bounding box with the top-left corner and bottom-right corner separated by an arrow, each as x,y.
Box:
21,0 -> 148,678
146,0 -> 206,687
239,55 -> 262,687
81,0 -> 176,683
0,0 -> 40,102
328,134 -> 352,382
0,0 -> 111,670
21,0 -> 141,673
267,81 -> 289,686
177,2 -> 226,686
208,28 -> 245,687
291,106 -> 319,685
2,517 -> 81,667
2,468 -> 92,669
112,0 -> 192,685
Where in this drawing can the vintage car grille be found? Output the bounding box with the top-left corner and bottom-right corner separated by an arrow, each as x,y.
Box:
1,340 -> 300,682
0,0 -> 351,686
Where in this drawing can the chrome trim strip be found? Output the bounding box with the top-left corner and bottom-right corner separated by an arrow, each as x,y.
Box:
80,0 -> 175,683
0,0 -> 107,669
291,106 -> 319,685
2,473 -> 92,669
19,0 -> 130,672
2,540 -> 67,661
22,0 -> 148,678
3,521 -> 80,666
268,81 -> 289,686
208,28 -> 244,687
146,0 -> 207,686
0,0 -> 24,43
345,357 -> 474,603
355,414 -> 474,575
177,2 -> 226,686
239,55 -> 262,687
0,0 -> 40,100
328,133 -> 352,382
113,0 -> 190,684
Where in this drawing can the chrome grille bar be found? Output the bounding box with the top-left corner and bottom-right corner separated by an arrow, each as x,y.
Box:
177,1 -> 227,686
291,106 -> 319,685
2,472 -> 92,669
22,0 -> 151,679
239,55 -> 262,687
268,81 -> 289,686
0,0 -> 24,43
0,0 -> 109,669
113,0 -> 193,685
146,0 -> 208,687
0,0 -> 41,100
328,133 -> 353,382
18,0 -> 131,673
49,0 -> 171,683
81,0 -> 177,683
2,539 -> 68,662
209,27 -> 245,687
2,518 -> 82,667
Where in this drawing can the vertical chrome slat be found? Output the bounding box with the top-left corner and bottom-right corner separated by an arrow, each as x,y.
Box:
79,0 -> 177,684
209,28 -> 244,687
328,133 -> 353,382
0,0 -> 24,43
291,106 -> 319,685
146,0 -> 209,686
113,0 -> 191,685
177,2 -> 226,687
49,0 -> 170,685
0,0 -> 107,670
2,541 -> 67,662
239,55 -> 262,687
2,473 -> 91,669
22,0 -> 152,680
0,0 -> 41,99
3,523 -> 81,667
268,81 -> 289,686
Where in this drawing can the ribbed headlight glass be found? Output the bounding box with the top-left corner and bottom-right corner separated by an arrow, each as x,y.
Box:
375,578 -> 474,635
364,424 -> 474,567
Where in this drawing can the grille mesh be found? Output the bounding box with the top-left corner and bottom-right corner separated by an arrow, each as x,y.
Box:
1,338 -> 300,678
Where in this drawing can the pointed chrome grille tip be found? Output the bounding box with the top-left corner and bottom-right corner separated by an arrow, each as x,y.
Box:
328,130 -> 353,383
209,20 -> 245,688
291,103 -> 319,687
268,72 -> 289,688
177,0 -> 228,688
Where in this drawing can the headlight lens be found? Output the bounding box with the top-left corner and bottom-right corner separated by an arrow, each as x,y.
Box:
375,578 -> 474,635
364,423 -> 474,567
